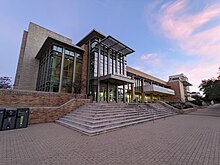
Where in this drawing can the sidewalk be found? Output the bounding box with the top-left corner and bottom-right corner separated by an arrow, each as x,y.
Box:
0,113 -> 219,165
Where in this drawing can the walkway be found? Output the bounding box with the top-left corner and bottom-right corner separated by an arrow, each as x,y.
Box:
0,104 -> 220,165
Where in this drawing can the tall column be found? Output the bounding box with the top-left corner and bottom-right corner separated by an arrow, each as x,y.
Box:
107,49 -> 110,75
122,56 -> 125,76
59,47 -> 65,93
72,52 -> 77,93
107,82 -> 110,102
123,84 -> 126,102
131,75 -> 135,102
116,85 -> 118,103
115,53 -> 118,74
97,43 -> 101,102
141,79 -> 145,103
87,41 -> 90,95
150,93 -> 153,103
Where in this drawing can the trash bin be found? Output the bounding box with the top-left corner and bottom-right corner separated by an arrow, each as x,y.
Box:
2,109 -> 17,131
0,109 -> 5,131
15,108 -> 29,129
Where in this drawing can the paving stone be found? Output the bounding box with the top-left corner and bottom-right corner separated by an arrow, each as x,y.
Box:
0,105 -> 220,165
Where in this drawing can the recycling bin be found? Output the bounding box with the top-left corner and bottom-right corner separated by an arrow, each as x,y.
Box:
0,109 -> 5,131
2,109 -> 17,130
15,108 -> 29,129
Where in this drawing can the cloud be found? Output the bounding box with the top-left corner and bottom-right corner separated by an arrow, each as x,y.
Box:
144,0 -> 220,91
140,53 -> 162,66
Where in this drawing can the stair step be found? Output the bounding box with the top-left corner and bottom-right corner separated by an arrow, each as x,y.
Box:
59,113 -> 173,130
66,112 -> 154,121
56,114 -> 174,135
64,113 -> 155,125
56,102 -> 176,136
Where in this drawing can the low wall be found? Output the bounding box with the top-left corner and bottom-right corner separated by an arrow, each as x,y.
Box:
0,89 -> 91,125
0,89 -> 87,107
29,98 -> 90,124
157,101 -> 183,114
182,107 -> 197,114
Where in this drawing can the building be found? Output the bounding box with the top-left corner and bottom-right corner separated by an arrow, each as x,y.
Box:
15,22 -> 192,103
168,74 -> 192,102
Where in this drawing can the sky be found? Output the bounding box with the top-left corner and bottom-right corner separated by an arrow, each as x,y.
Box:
0,0 -> 220,92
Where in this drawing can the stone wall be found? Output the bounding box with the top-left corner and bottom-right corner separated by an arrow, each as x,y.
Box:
0,89 -> 87,107
167,81 -> 185,102
15,22 -> 72,90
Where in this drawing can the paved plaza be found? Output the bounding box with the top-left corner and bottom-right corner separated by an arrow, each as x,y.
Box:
0,105 -> 220,165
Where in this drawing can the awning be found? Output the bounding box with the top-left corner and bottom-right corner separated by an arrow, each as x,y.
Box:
143,84 -> 175,95
100,74 -> 135,85
100,36 -> 134,56
36,37 -> 84,59
182,81 -> 192,86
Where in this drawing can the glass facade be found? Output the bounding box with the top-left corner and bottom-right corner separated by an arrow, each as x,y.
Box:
36,44 -> 82,93
89,37 -> 128,102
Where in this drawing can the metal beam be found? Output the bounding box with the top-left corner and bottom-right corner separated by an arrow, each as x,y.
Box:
59,47 -> 65,93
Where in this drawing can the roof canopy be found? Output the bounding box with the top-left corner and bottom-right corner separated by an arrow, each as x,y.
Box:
36,37 -> 84,59
100,36 -> 134,56
76,29 -> 106,46
100,74 -> 135,85
182,81 -> 192,86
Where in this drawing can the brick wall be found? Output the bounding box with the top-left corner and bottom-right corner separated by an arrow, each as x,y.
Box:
0,89 -> 87,107
0,89 -> 91,125
29,98 -> 90,124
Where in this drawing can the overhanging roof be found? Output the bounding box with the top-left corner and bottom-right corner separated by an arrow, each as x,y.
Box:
126,66 -> 168,86
100,74 -> 135,85
100,36 -> 134,56
76,29 -> 106,46
143,84 -> 175,95
182,81 -> 192,86
36,37 -> 84,59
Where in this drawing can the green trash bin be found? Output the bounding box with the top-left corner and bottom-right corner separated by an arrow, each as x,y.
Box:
0,109 -> 5,131
15,108 -> 29,129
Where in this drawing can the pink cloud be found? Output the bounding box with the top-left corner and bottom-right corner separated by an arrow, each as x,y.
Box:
140,53 -> 162,66
145,0 -> 220,91
158,0 -> 220,58
174,59 -> 220,92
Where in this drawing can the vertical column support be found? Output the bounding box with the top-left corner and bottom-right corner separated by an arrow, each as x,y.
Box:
141,79 -> 145,103
122,56 -> 125,76
115,53 -> 118,74
72,52 -> 77,93
150,93 -> 153,103
59,47 -> 65,93
87,41 -> 91,95
107,49 -> 110,74
97,42 -> 101,102
107,82 -> 110,102
131,75 -> 135,102
116,84 -> 118,103
123,84 -> 126,102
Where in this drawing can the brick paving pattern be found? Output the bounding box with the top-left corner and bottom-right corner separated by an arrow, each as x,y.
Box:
0,105 -> 220,165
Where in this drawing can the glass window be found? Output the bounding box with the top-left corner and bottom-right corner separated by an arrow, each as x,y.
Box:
52,45 -> 63,53
61,55 -> 74,93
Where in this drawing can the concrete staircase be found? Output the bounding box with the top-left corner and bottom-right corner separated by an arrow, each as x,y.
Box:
56,102 -> 176,136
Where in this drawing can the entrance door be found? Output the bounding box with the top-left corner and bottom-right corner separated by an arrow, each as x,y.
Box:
109,84 -> 116,102
100,84 -> 107,102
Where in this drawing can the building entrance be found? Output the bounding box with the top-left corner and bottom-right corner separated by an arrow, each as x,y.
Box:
99,83 -> 117,103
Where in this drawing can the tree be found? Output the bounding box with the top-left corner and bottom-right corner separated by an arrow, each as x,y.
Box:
0,77 -> 12,89
191,94 -> 203,106
199,79 -> 220,103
